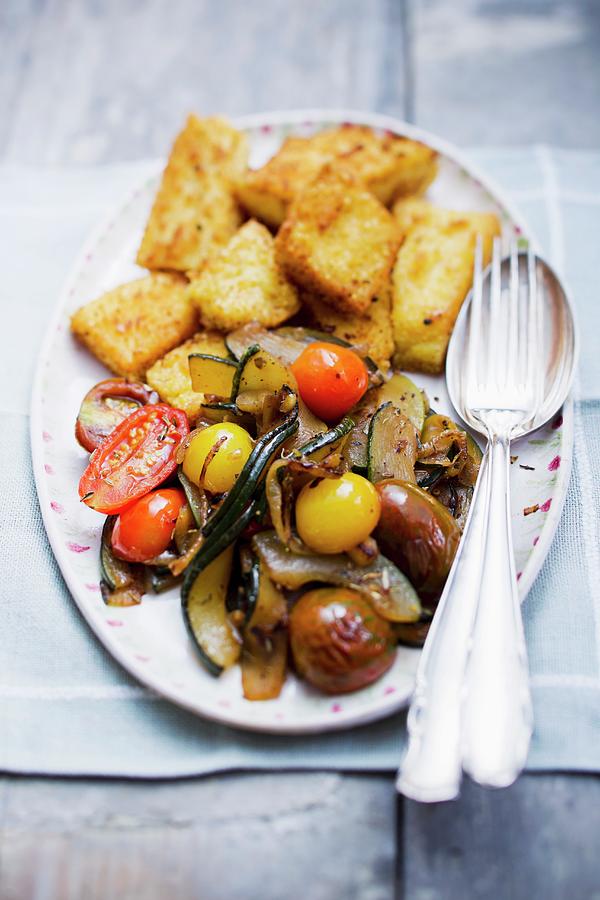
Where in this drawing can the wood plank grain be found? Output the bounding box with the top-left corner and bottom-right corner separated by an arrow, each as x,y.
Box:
1,0 -> 408,165
0,773 -> 396,900
399,774 -> 600,899
412,0 -> 600,146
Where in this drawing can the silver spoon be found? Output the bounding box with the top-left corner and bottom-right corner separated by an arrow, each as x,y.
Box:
396,239 -> 577,802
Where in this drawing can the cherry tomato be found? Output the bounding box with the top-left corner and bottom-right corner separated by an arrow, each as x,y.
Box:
182,423 -> 254,494
295,472 -> 381,554
291,342 -> 368,422
75,379 -> 159,452
79,404 -> 189,515
111,488 -> 186,563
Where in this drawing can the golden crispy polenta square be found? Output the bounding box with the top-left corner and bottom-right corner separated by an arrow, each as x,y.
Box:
146,331 -> 228,422
70,273 -> 197,379
300,284 -> 394,368
137,115 -> 248,272
236,126 -> 438,228
235,136 -> 308,229
187,220 -> 300,331
392,219 -> 498,375
275,167 -> 402,316
393,197 -> 501,259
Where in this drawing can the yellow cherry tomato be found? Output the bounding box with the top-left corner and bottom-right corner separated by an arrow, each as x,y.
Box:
295,472 -> 381,554
182,423 -> 253,494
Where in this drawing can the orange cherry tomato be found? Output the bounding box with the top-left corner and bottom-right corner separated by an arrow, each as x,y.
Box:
111,488 -> 186,563
291,342 -> 368,422
78,404 -> 189,515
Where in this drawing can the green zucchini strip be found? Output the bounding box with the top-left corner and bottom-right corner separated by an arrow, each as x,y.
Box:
100,516 -> 145,607
182,412 -> 299,603
183,545 -> 240,675
296,415 -> 354,457
202,407 -> 299,540
229,344 -> 260,401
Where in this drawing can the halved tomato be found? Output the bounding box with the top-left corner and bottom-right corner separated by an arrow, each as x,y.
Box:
78,404 -> 189,514
75,379 -> 159,452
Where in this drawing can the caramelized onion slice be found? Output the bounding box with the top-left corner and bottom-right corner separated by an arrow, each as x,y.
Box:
252,531 -> 421,623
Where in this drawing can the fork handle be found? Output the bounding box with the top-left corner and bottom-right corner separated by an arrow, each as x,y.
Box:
461,432 -> 533,787
396,453 -> 491,801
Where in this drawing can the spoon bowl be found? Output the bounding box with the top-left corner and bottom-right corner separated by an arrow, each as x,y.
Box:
447,252 -> 577,438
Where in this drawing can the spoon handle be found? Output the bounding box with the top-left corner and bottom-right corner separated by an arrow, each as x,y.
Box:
396,453 -> 491,802
461,433 -> 533,787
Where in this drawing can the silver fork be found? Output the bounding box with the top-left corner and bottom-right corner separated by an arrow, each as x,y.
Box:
397,238 -> 541,800
459,239 -> 540,786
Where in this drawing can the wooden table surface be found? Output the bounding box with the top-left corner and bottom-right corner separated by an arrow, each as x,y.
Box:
2,1 -> 600,898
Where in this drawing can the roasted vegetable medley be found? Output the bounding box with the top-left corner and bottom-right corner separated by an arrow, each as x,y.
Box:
75,325 -> 481,699
71,116 -> 491,700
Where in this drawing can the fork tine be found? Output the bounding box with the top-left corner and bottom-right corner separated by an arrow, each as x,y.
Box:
467,235 -> 484,391
487,237 -> 503,388
526,247 -> 542,404
508,239 -> 521,383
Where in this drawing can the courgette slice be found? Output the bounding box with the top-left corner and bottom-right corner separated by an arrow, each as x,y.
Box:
100,516 -> 145,607
342,390 -> 380,471
296,415 -> 354,459
253,531 -> 422,623
183,545 -> 240,675
188,353 -> 237,397
229,344 -> 260,400
367,403 -> 417,484
181,411 -> 299,611
236,347 -> 297,397
376,374 -> 427,432
181,495 -> 262,604
201,407 -> 299,541
228,547 -> 260,625
241,561 -> 288,701
146,567 -> 181,594
199,400 -> 242,422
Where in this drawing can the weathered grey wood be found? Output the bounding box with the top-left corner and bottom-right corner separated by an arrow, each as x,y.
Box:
412,0 -> 600,147
0,774 -> 395,900
400,775 -> 600,900
0,0 -> 408,165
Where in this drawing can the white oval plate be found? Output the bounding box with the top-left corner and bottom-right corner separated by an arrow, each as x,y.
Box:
30,110 -> 573,734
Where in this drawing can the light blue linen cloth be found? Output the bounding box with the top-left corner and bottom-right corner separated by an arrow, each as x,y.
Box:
1,148 -> 599,776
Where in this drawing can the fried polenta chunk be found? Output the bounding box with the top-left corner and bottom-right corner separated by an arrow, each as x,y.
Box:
146,331 -> 228,422
275,167 -> 402,316
70,274 -> 197,379
301,284 -> 394,368
393,197 -> 501,259
391,216 -> 498,375
137,115 -> 248,272
187,220 -> 300,331
236,126 -> 438,228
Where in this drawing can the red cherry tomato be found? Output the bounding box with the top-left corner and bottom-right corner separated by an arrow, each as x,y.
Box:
78,404 -> 189,515
291,342 -> 369,422
111,488 -> 186,563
